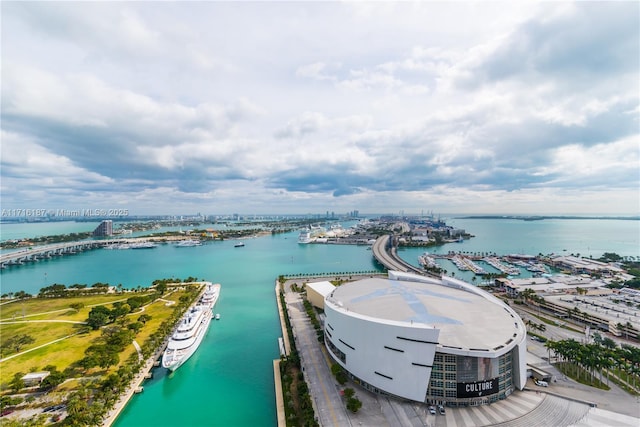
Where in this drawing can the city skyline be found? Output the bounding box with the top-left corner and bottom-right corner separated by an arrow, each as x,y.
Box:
1,2 -> 638,216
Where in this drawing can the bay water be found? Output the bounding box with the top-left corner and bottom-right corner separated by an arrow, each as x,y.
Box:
0,218 -> 638,426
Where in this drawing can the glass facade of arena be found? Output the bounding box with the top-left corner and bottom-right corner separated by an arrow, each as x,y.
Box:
426,350 -> 514,407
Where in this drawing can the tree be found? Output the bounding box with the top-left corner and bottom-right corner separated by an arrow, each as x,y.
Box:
39,370 -> 66,391
111,302 -> 131,319
3,334 -> 36,353
101,326 -> 133,351
156,282 -> 168,295
86,306 -> 112,330
601,337 -> 617,349
14,290 -> 32,299
70,302 -> 84,311
128,322 -> 143,334
85,344 -> 120,369
346,396 -> 362,413
127,296 -> 146,311
10,372 -> 25,392
137,314 -> 152,324
331,363 -> 348,385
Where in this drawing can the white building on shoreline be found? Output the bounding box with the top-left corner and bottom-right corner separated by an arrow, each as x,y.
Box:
323,271 -> 527,407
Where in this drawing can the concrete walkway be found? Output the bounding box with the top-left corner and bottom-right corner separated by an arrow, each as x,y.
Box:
285,289 -> 352,427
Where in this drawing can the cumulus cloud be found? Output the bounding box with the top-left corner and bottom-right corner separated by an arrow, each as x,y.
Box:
1,1 -> 638,214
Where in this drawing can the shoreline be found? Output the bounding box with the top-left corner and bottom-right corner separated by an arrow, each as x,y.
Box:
102,282 -> 210,427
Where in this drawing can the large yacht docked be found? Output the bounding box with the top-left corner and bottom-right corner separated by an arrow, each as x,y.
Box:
162,283 -> 220,372
175,239 -> 202,247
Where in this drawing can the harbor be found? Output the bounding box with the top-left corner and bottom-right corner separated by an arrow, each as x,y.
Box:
103,282 -> 218,426
0,217 -> 637,426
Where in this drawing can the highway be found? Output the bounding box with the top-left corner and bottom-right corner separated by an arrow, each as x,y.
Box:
371,235 -> 435,276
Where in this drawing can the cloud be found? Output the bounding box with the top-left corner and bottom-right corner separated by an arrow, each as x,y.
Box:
1,2 -> 638,215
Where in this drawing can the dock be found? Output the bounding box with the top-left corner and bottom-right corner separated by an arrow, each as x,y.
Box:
102,283 -> 212,426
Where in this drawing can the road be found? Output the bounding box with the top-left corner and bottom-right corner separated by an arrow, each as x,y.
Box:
285,288 -> 352,426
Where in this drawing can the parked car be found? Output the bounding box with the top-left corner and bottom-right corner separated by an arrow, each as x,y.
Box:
1,409 -> 15,417
428,406 -> 436,415
438,404 -> 446,415
535,379 -> 548,387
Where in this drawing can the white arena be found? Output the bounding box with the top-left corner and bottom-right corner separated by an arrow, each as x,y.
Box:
323,271 -> 527,406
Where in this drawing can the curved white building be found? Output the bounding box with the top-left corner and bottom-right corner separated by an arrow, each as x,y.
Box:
323,271 -> 527,406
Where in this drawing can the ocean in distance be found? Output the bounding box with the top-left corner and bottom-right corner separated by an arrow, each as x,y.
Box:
0,217 -> 638,426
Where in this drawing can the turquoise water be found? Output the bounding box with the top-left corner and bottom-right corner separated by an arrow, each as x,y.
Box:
0,218 -> 638,426
0,229 -> 378,427
445,217 -> 640,258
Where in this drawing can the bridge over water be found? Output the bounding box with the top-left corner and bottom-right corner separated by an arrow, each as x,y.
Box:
371,235 -> 438,277
0,241 -> 118,268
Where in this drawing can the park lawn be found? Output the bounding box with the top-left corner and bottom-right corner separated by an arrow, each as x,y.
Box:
0,293 -> 154,321
0,290 -> 189,389
1,321 -> 82,351
1,331 -> 100,385
97,292 -> 190,374
137,296 -> 181,334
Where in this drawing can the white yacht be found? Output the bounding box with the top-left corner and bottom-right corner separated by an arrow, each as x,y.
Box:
176,239 -> 202,247
162,283 -> 220,371
130,242 -> 158,249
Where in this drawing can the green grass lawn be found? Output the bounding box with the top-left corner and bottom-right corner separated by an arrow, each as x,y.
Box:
0,294 -> 144,321
0,289 -> 191,388
1,321 -> 82,350
1,331 -> 101,384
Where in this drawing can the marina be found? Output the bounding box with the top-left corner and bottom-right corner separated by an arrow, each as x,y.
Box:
484,256 -> 521,275
0,217 -> 637,427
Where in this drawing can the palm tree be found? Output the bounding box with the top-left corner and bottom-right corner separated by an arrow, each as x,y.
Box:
545,339 -> 555,362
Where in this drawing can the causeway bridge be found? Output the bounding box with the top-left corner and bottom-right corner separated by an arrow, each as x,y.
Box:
0,241 -> 110,268
0,236 -> 197,269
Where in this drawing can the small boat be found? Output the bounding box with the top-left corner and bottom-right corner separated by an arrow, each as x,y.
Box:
234,242 -> 245,247
215,313 -> 220,320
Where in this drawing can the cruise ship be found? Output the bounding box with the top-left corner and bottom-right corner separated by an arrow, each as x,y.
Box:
162,283 -> 220,372
298,230 -> 313,244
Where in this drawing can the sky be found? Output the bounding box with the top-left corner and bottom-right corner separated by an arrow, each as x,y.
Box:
1,1 -> 639,216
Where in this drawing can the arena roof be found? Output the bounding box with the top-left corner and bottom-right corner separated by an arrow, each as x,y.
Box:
326,272 -> 524,354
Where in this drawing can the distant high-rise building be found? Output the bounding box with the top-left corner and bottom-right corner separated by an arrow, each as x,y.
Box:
93,220 -> 113,237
